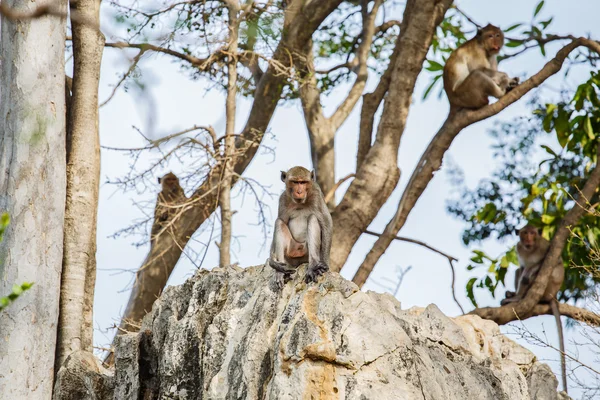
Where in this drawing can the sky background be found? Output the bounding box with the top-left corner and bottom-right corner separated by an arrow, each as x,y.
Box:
90,1 -> 600,397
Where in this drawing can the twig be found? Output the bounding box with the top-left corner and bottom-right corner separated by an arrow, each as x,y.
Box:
323,173 -> 356,204
363,229 -> 458,262
448,259 -> 465,314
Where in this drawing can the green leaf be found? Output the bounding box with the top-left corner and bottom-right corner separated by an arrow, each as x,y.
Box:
504,23 -> 522,33
540,145 -> 557,157
425,60 -> 443,72
505,40 -> 522,48
541,214 -> 555,224
466,277 -> 478,307
534,0 -> 545,17
540,17 -> 553,29
584,117 -> 595,139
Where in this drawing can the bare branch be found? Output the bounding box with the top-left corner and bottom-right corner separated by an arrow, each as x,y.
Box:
330,0 -> 383,130
363,230 -> 457,262
323,173 -> 355,204
105,41 -> 216,69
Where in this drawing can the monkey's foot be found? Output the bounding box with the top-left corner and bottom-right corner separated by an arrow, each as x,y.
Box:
507,77 -> 520,92
504,290 -> 516,298
273,272 -> 294,291
500,297 -> 517,306
304,262 -> 329,284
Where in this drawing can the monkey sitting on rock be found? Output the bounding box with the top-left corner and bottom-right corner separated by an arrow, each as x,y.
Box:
443,24 -> 519,109
267,166 -> 333,284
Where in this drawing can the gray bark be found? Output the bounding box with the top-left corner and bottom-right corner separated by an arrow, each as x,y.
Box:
0,0 -> 67,397
57,0 -> 104,370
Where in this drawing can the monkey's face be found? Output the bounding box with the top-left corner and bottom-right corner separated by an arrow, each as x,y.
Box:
519,228 -> 539,250
281,167 -> 315,204
162,176 -> 180,193
287,178 -> 311,203
480,26 -> 504,54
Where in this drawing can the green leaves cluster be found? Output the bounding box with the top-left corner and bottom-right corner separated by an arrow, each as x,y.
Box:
449,72 -> 600,307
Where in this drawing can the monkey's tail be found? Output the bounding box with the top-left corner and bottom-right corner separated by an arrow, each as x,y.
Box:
551,299 -> 567,394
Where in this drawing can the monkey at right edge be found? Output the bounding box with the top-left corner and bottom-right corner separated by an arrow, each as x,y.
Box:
151,172 -> 187,244
501,224 -> 567,393
267,166 -> 333,285
443,24 -> 519,109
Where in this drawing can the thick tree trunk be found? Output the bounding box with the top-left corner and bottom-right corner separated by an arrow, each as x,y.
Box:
56,0 -> 104,369
0,0 -> 67,397
331,0 -> 453,272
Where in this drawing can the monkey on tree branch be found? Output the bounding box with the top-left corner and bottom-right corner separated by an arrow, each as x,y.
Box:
151,172 -> 187,245
501,224 -> 567,393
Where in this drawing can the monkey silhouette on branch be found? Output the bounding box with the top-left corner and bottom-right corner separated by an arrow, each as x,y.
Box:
267,166 -> 333,285
443,24 -> 519,109
151,172 -> 187,245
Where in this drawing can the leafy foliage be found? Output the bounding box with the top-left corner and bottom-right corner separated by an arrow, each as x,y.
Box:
448,72 -> 600,307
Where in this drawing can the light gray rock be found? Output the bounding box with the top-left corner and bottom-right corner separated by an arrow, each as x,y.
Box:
57,264 -> 569,399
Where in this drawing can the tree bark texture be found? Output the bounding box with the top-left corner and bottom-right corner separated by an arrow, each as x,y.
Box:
107,0 -> 345,359
219,4 -> 239,268
0,0 -> 67,397
352,38 -> 599,287
57,0 -> 104,370
331,0 -> 453,272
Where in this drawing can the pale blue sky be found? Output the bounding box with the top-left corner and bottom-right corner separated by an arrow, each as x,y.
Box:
91,1 -> 600,396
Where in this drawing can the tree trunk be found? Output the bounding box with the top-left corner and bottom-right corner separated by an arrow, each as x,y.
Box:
219,4 -> 239,268
331,0 -> 453,272
0,0 -> 67,397
56,0 -> 104,370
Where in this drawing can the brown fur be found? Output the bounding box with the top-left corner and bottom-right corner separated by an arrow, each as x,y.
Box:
443,24 -> 519,109
501,224 -> 567,392
268,166 -> 333,284
151,172 -> 186,243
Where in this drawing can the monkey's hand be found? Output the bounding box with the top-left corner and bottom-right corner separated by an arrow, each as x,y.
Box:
506,77 -> 519,92
305,262 -> 329,284
504,290 -> 516,298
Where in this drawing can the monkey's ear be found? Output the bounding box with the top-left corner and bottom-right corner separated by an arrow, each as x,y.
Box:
158,177 -> 162,184
310,170 -> 315,181
537,228 -> 542,235
280,171 -> 287,182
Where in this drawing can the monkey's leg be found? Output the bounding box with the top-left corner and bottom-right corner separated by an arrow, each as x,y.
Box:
551,299 -> 567,393
268,219 -> 296,275
450,72 -> 491,109
473,69 -> 509,99
304,215 -> 328,283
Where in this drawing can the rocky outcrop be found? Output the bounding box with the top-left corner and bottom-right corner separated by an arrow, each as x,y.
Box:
55,263 -> 569,399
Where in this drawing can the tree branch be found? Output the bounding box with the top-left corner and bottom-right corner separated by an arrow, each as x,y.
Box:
330,0 -> 383,130
352,37 -> 600,288
471,142 -> 600,325
323,173 -> 355,204
363,229 -> 457,262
